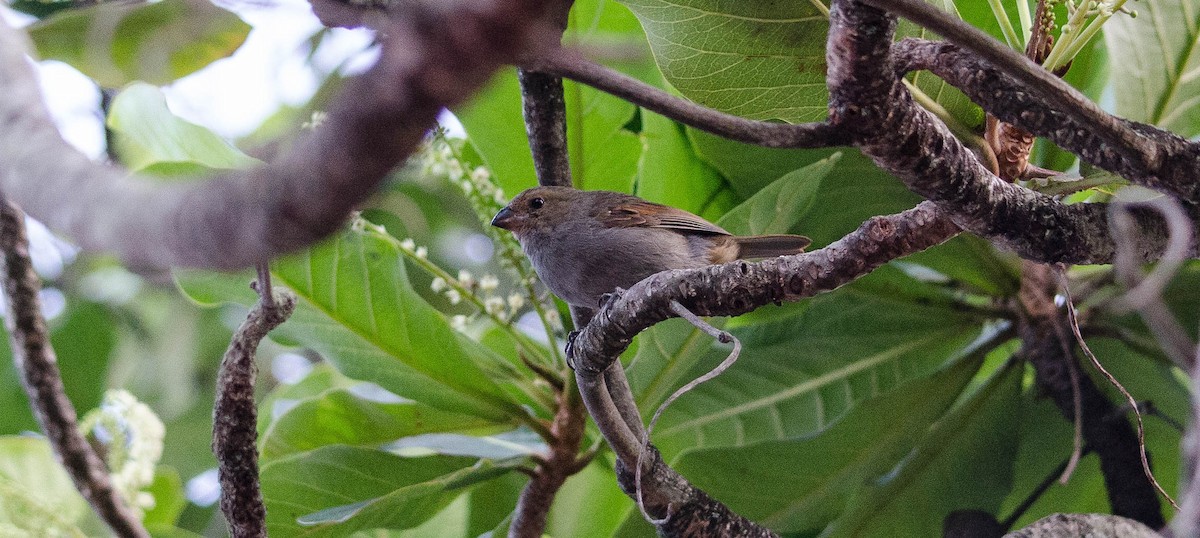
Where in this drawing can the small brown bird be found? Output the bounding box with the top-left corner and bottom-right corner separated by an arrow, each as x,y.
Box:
491,186 -> 811,309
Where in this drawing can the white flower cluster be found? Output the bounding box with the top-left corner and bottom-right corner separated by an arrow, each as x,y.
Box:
430,269 -> 527,325
80,390 -> 165,515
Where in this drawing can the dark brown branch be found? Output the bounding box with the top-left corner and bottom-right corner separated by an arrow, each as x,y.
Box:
614,448 -> 778,537
523,48 -> 851,148
0,200 -> 150,538
213,267 -> 296,538
519,69 -> 573,186
0,0 -> 556,270
892,38 -> 1200,204
518,0 -> 574,187
824,0 -> 1194,265
859,0 -> 1171,181
1016,265 -> 1164,527
1007,513 -> 1158,538
570,201 -> 959,376
509,379 -> 587,538
508,6 -> 590,533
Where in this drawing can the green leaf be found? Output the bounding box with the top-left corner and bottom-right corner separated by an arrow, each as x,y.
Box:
261,388 -> 502,461
899,234 -> 1021,296
714,153 -> 837,236
634,113 -> 737,221
176,226 -> 528,423
666,342 -> 990,534
823,358 -> 1022,537
688,134 -> 922,247
1105,0 -> 1200,136
27,0 -> 250,87
620,0 -> 830,122
898,1 -> 983,131
999,337 -> 1187,528
0,436 -> 108,537
107,83 -> 260,174
631,267 -> 987,456
261,446 -> 513,537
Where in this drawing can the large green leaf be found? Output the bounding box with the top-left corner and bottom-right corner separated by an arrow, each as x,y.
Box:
0,436 -> 108,537
26,0 -> 249,88
107,83 -> 260,175
648,268 -> 987,457
688,134 -> 921,246
715,153 -> 836,236
823,358 -> 1022,537
899,0 -> 983,131
661,343 -> 988,534
177,226 -> 528,423
1105,0 -> 1200,136
261,446 -> 513,537
260,388 -> 503,461
619,0 -> 829,122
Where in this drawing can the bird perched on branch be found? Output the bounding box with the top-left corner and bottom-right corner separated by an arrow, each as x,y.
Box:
492,186 -> 812,309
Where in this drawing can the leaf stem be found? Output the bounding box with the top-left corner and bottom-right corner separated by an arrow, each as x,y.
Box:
986,0 -> 1023,49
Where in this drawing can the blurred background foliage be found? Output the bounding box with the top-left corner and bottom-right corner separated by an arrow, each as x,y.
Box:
0,0 -> 1197,536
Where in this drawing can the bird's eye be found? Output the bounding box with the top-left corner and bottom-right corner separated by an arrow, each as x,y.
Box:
529,197 -> 544,210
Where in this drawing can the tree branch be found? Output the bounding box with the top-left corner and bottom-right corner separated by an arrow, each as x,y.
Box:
0,0 -> 556,270
213,267 -> 296,538
892,37 -> 1200,204
522,48 -> 851,148
824,0 -> 1194,265
859,0 -> 1171,181
570,201 -> 958,380
508,5 -> 592,534
0,199 -> 150,538
1016,264 -> 1165,527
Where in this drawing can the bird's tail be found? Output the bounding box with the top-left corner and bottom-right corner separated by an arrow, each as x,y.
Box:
734,234 -> 812,259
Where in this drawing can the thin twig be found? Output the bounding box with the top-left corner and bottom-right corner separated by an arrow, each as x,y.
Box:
1060,275 -> 1179,510
213,265 -> 296,537
635,301 -> 742,524
523,48 -> 850,149
0,199 -> 150,538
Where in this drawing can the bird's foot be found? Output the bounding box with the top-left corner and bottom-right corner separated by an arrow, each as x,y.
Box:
598,288 -> 625,311
565,330 -> 581,368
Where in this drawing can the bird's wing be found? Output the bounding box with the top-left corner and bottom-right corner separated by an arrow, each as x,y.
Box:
602,201 -> 730,236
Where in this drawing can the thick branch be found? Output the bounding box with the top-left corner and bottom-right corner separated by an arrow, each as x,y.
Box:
518,0 -> 574,187
570,202 -> 952,535
859,0 -> 1169,180
0,0 -> 555,270
824,0 -> 1194,265
893,38 -> 1200,204
0,200 -> 150,538
570,201 -> 959,376
523,49 -> 850,148
213,268 -> 296,538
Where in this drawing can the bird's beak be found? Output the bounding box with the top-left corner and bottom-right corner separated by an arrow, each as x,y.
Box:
491,206 -> 516,230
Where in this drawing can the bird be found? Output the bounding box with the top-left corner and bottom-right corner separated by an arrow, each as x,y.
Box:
491,186 -> 811,309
